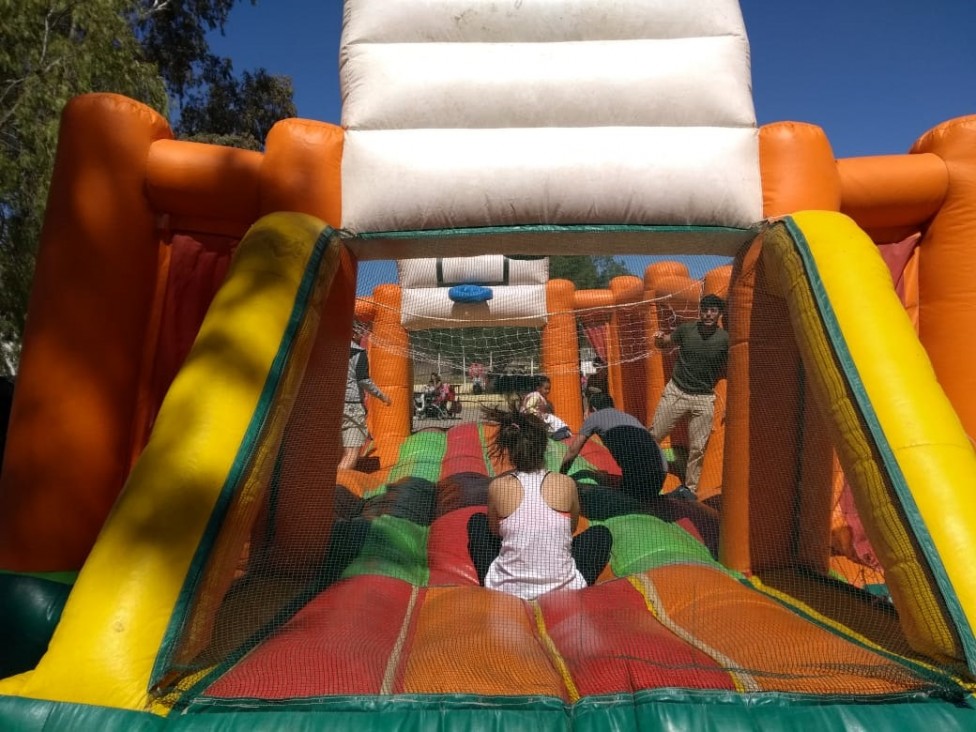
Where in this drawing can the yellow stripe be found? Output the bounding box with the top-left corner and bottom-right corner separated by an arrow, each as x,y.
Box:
381,586 -> 420,694
628,574 -> 759,693
531,600 -> 580,702
744,575 -> 971,689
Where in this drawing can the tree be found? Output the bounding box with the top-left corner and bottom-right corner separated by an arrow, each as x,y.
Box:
0,1 -> 168,374
134,0 -> 296,149
177,55 -> 295,150
549,255 -> 631,290
0,0 -> 297,374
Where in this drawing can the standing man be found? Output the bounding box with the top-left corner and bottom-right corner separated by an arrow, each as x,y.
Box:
340,339 -> 392,470
559,393 -> 668,500
650,293 -> 728,500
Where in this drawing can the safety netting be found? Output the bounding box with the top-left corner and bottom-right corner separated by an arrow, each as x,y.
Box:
146,241 -> 972,719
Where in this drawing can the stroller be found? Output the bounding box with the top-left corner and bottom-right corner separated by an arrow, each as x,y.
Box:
415,383 -> 462,419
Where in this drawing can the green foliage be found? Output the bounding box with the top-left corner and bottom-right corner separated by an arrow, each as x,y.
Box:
549,255 -> 631,290
177,56 -> 295,148
0,0 -> 168,374
0,0 -> 297,374
133,0 -> 243,101
134,0 -> 295,144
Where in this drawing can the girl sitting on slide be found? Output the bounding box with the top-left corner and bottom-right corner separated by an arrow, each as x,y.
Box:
467,404 -> 612,600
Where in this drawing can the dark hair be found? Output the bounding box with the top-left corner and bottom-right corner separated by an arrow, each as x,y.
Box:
534,374 -> 551,388
700,294 -> 725,313
589,392 -> 614,411
481,401 -> 549,472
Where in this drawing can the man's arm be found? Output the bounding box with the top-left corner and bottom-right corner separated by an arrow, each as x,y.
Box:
359,378 -> 392,405
559,432 -> 590,474
355,350 -> 392,405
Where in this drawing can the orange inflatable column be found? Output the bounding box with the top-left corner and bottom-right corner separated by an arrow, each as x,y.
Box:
722,124 -> 841,574
722,238 -> 803,572
368,285 -> 412,466
543,280 -> 583,433
646,274 -> 698,456
573,288 -> 613,406
251,116 -> 349,566
0,94 -> 172,571
268,246 -> 358,572
910,116 -> 976,439
643,262 -> 690,438
608,276 -> 647,423
759,122 -> 841,216
259,118 -> 344,224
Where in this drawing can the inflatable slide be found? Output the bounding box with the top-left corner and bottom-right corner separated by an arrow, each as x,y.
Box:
2,0 -> 976,729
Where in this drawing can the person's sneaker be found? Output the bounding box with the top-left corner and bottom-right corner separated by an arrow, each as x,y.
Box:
671,485 -> 698,502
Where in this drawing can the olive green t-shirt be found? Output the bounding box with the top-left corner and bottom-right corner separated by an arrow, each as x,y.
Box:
670,322 -> 729,395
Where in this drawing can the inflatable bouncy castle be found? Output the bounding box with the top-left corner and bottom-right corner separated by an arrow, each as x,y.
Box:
2,0 -> 976,728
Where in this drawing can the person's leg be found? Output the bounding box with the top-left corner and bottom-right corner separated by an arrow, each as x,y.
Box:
571,525 -> 613,585
650,380 -> 686,443
467,512 -> 501,585
339,402 -> 368,470
338,447 -> 359,470
683,394 -> 715,494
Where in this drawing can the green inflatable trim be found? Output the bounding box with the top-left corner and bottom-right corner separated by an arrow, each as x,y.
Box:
2,689 -> 975,731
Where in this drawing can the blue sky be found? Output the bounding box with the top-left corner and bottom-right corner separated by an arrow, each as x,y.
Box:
207,1 -> 976,289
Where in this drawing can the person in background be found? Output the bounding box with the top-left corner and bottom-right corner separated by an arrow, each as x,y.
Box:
559,392 -> 670,500
423,372 -> 443,402
521,374 -> 571,440
585,356 -> 609,396
520,374 -> 553,419
468,361 -> 486,395
649,294 -> 728,500
340,339 -> 391,470
467,403 -> 612,599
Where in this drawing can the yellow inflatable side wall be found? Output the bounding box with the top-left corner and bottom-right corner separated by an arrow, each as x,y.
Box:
764,212 -> 976,669
0,213 -> 339,709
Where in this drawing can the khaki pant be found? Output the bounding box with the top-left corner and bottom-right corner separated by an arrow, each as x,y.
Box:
342,401 -> 369,448
650,380 -> 715,494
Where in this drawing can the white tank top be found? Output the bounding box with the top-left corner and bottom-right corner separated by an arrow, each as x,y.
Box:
484,470 -> 586,600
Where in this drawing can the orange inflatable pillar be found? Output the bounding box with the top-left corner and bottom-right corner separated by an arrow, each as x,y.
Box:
0,94 -> 172,571
355,297 -> 377,326
367,285 -> 412,467
910,116 -> 976,439
642,262 -> 691,438
259,118 -> 345,224
608,276 -> 648,423
758,122 -> 842,216
543,280 -> 583,433
646,274 -> 698,441
573,288 -> 614,406
722,123 -> 841,574
248,116 -> 348,567
267,245 -> 357,573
